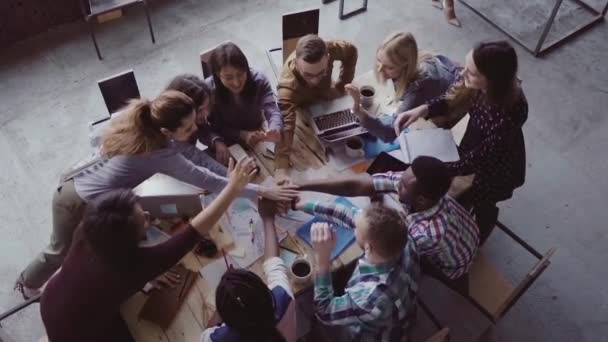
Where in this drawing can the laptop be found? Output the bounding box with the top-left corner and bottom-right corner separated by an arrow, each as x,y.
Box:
309,96 -> 367,143
134,173 -> 207,219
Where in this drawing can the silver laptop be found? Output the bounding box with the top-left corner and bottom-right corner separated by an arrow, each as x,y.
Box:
134,173 -> 206,219
309,96 -> 367,142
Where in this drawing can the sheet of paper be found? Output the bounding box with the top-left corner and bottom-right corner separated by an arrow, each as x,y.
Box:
199,257 -> 229,290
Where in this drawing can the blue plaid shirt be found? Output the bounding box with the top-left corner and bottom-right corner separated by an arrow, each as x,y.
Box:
302,201 -> 420,342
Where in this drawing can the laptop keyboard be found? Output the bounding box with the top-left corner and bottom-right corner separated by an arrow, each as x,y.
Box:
314,110 -> 359,132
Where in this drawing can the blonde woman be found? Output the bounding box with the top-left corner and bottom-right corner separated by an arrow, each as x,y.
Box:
346,32 -> 460,142
15,90 -> 298,299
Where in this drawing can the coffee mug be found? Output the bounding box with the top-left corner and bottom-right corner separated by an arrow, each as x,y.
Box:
345,136 -> 365,158
290,257 -> 313,285
360,85 -> 376,109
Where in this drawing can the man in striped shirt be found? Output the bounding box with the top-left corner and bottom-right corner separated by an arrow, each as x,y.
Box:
297,156 -> 479,291
305,203 -> 419,341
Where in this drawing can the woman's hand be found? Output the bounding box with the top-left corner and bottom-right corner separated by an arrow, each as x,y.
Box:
393,105 -> 429,136
214,141 -> 230,166
240,130 -> 266,147
150,269 -> 181,289
227,157 -> 257,189
259,184 -> 299,201
264,129 -> 281,143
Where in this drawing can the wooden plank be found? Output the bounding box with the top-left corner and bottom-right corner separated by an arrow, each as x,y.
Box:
97,9 -> 122,23
468,252 -> 514,319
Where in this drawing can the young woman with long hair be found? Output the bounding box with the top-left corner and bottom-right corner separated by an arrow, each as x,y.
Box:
394,40 -> 528,241
205,42 -> 283,164
15,90 -> 298,298
40,158 -> 257,342
165,73 -> 228,175
345,32 -> 460,142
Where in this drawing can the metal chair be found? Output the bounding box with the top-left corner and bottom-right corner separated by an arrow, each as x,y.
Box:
80,0 -> 155,60
0,294 -> 43,342
266,8 -> 320,80
97,69 -> 140,115
322,0 -> 368,19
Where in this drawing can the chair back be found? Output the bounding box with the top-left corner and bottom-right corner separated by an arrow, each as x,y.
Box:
97,69 -> 140,115
200,41 -> 233,79
282,8 -> 320,62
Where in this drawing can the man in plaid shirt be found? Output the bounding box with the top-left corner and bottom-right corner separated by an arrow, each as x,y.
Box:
298,156 -> 479,291
304,202 -> 419,342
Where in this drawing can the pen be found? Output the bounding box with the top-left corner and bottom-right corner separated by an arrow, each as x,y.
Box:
249,218 -> 255,243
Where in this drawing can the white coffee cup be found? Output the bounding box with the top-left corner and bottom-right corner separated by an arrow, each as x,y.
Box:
360,85 -> 376,109
345,136 -> 365,158
290,257 -> 313,285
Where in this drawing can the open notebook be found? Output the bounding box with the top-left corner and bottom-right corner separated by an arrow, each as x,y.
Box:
398,128 -> 460,164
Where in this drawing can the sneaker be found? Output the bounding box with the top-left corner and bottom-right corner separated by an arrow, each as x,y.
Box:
14,279 -> 41,300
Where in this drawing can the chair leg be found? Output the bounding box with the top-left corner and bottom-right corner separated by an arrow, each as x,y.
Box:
88,19 -> 102,60
143,2 -> 156,43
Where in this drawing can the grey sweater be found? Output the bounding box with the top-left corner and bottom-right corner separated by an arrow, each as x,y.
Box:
73,146 -> 258,202
360,54 -> 460,142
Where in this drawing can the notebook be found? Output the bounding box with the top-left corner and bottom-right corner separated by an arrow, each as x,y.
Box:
296,197 -> 357,261
398,128 -> 460,164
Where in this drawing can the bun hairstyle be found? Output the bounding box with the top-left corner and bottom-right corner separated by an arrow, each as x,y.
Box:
101,90 -> 195,157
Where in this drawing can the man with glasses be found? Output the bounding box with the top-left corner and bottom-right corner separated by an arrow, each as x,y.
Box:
275,34 -> 358,181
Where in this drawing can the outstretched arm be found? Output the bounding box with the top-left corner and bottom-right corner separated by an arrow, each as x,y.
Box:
296,174 -> 376,197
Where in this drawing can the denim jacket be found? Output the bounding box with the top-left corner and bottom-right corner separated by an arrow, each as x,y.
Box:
360,54 -> 460,142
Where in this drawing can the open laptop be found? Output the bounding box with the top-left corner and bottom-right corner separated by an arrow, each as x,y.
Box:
309,95 -> 367,143
134,173 -> 206,219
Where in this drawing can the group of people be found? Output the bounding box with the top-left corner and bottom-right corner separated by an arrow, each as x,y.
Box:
14,27 -> 528,342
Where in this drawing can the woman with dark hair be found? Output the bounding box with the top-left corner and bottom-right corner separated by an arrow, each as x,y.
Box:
40,158 -> 257,342
15,91 -> 298,299
166,74 -> 228,175
394,40 -> 528,241
201,199 -> 296,342
205,42 -> 283,164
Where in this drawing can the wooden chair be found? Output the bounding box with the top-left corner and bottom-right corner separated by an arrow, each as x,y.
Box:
98,69 -> 141,115
199,41 -> 233,79
0,294 -> 43,342
419,297 -> 451,341
266,8 -> 320,80
463,222 -> 556,323
80,0 -> 155,60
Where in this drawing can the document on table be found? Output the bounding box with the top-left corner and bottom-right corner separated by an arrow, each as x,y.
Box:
199,257 -> 230,291
398,128 -> 460,163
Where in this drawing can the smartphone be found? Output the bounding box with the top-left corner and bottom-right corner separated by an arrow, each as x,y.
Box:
366,152 -> 409,174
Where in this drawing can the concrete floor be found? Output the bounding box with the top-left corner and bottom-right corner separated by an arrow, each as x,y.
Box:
1,0 -> 607,340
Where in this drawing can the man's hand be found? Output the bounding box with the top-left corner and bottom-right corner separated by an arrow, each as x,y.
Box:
264,129 -> 281,143
311,222 -> 336,273
214,141 -> 230,166
324,87 -> 345,101
275,168 -> 290,185
240,130 -> 266,147
258,198 -> 277,220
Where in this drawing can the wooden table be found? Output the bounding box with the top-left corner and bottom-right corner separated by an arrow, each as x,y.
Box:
120,70 -> 471,342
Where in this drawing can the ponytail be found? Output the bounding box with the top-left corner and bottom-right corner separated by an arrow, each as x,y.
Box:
101,90 -> 195,158
101,98 -> 167,158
